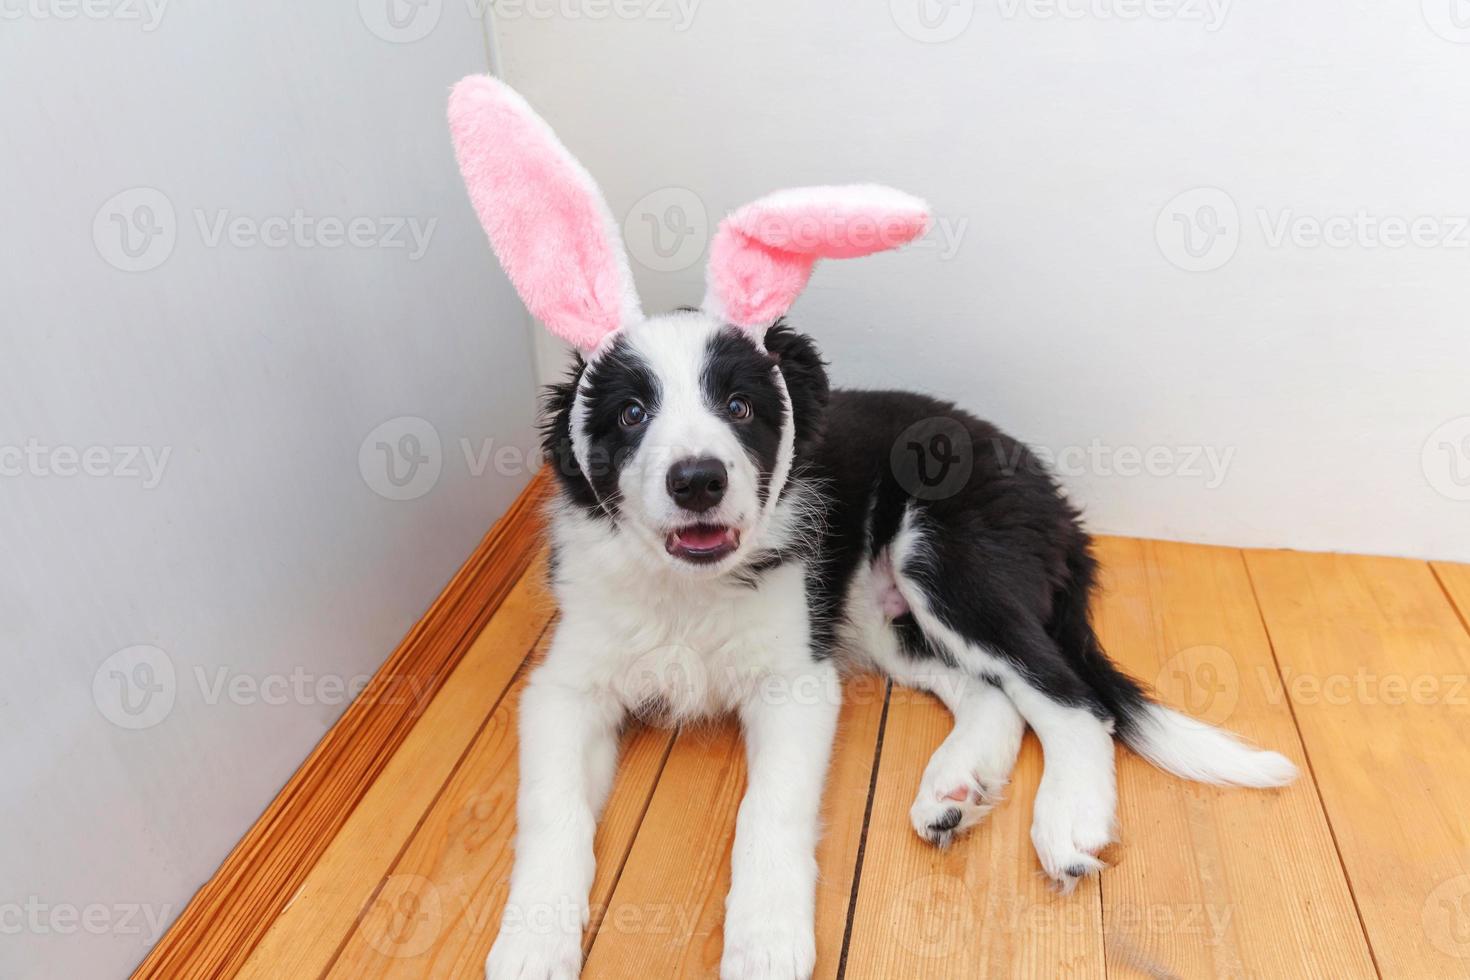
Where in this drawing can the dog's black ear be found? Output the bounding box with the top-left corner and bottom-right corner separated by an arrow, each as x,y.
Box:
538,356 -> 596,503
763,319 -> 830,453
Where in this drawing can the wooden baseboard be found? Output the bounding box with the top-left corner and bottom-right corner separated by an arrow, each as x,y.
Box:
132,470 -> 552,980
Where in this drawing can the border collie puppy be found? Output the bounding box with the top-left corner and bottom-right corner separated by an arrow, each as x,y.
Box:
449,76 -> 1297,980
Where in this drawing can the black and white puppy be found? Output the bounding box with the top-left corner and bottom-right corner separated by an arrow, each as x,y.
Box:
448,76 -> 1297,980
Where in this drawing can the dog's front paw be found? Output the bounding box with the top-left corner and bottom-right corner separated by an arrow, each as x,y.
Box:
720,912 -> 815,980
484,927 -> 581,980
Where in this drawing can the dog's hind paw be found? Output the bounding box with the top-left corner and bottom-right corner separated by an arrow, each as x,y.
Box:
909,770 -> 1001,848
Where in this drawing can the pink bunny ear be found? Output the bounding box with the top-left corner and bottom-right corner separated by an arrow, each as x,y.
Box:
448,75 -> 641,351
704,185 -> 931,331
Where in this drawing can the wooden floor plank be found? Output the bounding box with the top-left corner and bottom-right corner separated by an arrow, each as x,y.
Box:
582,676 -> 888,979
1245,550 -> 1470,978
1431,561 -> 1470,632
583,720 -> 745,978
814,674 -> 888,980
237,562 -> 553,979
324,671 -> 675,977
1091,537 -> 1375,978
844,688 -> 1105,979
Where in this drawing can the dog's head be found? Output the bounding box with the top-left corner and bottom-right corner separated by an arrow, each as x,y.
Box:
540,313 -> 828,574
448,75 -> 928,575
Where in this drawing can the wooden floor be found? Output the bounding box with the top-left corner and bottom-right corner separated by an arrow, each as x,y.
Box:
238,537 -> 1470,979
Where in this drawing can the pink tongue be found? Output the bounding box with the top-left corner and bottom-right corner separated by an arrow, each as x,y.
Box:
678,527 -> 728,550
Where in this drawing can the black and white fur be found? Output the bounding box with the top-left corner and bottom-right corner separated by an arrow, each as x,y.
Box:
485,309 -> 1297,980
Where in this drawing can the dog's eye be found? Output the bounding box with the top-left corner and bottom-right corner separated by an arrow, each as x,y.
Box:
619,401 -> 647,428
726,396 -> 752,421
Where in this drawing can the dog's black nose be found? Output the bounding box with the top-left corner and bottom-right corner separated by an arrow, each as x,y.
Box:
667,456 -> 727,512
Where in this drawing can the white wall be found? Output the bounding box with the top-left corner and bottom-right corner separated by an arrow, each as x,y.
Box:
1,6 -> 537,978
498,1 -> 1470,562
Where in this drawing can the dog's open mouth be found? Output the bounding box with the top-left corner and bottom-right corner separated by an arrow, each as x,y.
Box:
666,524 -> 740,563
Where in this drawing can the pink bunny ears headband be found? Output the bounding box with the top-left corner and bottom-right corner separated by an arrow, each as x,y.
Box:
446,75 -> 931,354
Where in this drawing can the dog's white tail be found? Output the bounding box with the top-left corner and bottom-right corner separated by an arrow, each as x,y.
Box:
1123,704 -> 1299,788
